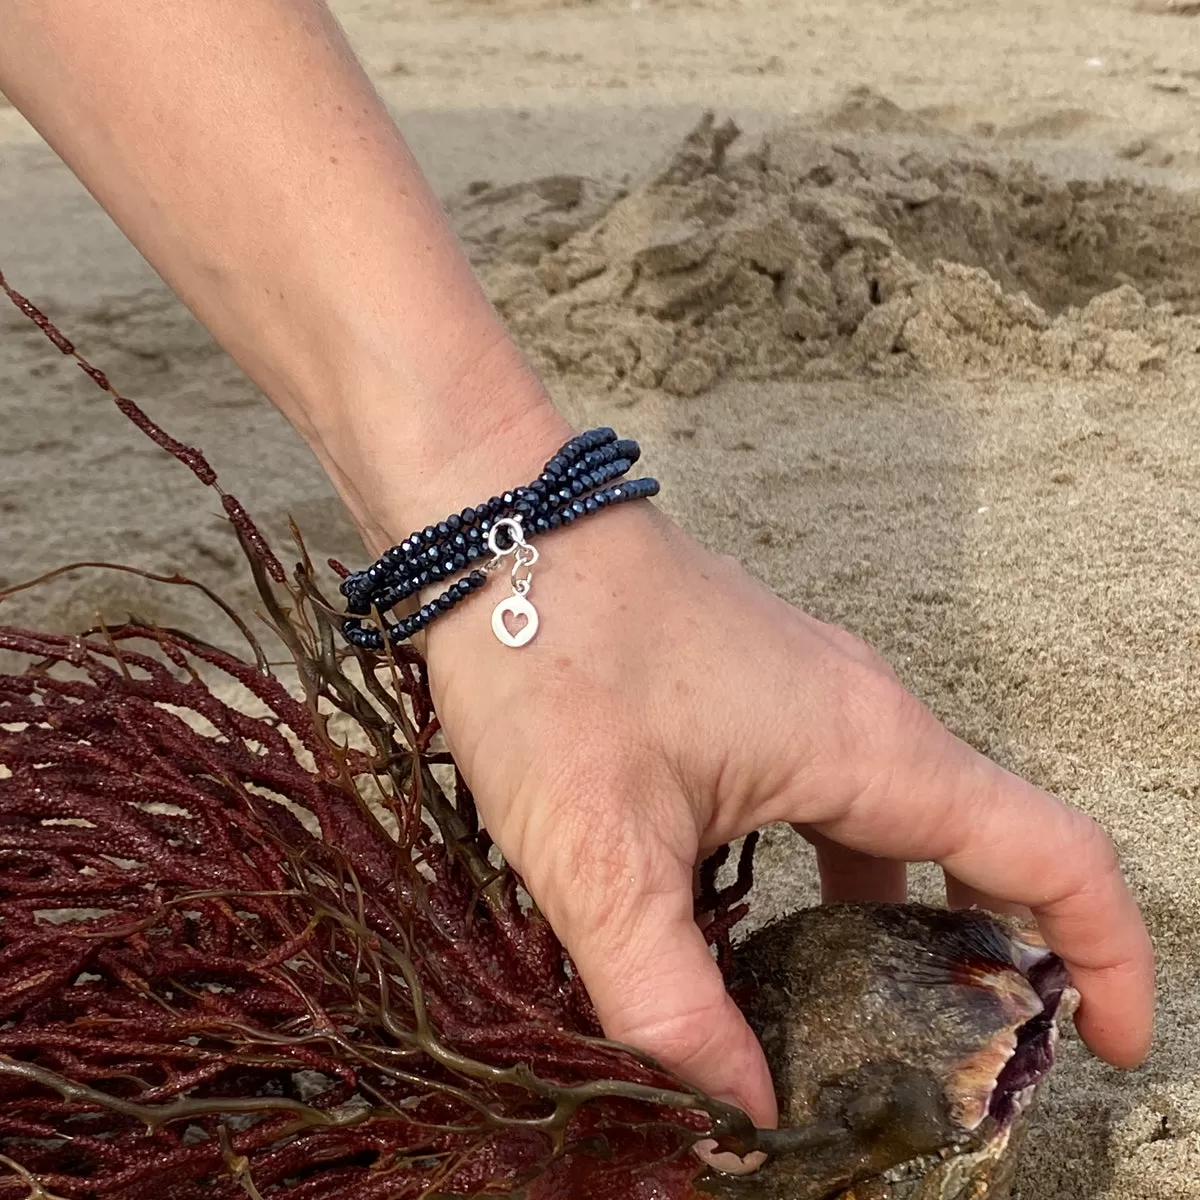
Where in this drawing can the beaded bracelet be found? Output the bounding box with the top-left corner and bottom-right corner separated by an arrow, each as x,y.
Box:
339,427 -> 659,650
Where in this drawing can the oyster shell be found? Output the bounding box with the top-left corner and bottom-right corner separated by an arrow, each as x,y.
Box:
712,903 -> 1077,1200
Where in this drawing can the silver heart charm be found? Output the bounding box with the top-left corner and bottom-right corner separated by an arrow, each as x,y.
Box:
491,592 -> 539,648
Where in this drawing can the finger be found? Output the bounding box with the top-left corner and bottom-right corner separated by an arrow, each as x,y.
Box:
944,872 -> 1031,918
804,690 -> 1154,1068
527,815 -> 779,1131
764,660 -> 1154,1066
798,827 -> 907,903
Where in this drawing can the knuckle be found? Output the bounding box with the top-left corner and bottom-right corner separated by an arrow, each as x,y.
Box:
613,990 -> 734,1077
833,654 -> 931,766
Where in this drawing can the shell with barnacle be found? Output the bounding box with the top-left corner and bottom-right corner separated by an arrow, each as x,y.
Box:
711,903 -> 1076,1200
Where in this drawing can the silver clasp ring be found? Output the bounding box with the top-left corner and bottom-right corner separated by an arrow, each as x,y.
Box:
486,517 -> 527,557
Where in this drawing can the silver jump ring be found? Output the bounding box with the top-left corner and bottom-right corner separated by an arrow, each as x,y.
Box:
487,516 -> 527,558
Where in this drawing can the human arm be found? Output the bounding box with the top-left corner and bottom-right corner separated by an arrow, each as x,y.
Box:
0,0 -> 1154,1140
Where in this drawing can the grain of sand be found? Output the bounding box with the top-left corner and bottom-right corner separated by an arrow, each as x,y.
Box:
2,1 -> 1200,1195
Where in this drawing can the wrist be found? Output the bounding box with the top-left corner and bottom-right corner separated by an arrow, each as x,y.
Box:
293,330 -> 574,555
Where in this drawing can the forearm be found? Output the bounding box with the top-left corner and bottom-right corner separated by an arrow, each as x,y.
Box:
0,0 -> 569,548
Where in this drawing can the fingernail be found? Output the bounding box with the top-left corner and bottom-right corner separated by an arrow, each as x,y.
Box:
692,1139 -> 768,1175
692,1093 -> 771,1176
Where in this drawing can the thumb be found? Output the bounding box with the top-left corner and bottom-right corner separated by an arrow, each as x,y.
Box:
531,824 -> 778,1131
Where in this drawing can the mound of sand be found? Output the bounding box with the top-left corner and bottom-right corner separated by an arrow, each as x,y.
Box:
451,95 -> 1200,396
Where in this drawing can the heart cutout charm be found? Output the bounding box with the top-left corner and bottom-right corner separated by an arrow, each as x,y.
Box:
491,593 -> 539,648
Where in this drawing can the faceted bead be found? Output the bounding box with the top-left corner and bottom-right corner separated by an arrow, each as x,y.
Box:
461,506 -> 477,524
447,513 -> 462,532
437,521 -> 451,538
423,526 -> 436,542
584,497 -> 599,513
453,552 -> 467,570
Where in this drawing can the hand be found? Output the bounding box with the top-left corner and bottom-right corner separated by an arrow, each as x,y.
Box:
421,498 -> 1155,1134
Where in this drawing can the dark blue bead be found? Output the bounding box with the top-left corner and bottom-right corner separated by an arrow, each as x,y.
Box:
468,570 -> 487,587
558,488 -> 572,503
461,506 -> 476,524
437,521 -> 451,537
571,500 -> 586,515
562,508 -> 577,523
400,540 -> 413,555
443,560 -> 455,573
453,552 -> 467,569
446,513 -> 462,532
584,497 -> 599,513
436,594 -> 453,611
571,479 -> 585,496
502,491 -> 515,505
429,565 -> 443,581
466,544 -> 481,561
488,496 -> 502,511
466,527 -> 481,542
423,525 -> 436,542
479,518 -> 492,533
548,512 -> 563,528
419,570 -> 431,586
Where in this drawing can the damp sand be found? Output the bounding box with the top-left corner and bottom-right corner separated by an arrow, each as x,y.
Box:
2,0 -> 1200,1195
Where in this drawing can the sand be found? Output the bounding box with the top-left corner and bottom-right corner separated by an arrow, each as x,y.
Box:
3,0 -> 1200,1195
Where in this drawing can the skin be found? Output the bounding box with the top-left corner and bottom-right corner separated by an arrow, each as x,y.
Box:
0,0 -> 1154,1147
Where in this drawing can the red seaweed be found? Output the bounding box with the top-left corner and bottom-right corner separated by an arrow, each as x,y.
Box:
0,277 -> 759,1198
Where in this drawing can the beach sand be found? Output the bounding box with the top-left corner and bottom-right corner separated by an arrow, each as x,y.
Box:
2,0 -> 1200,1194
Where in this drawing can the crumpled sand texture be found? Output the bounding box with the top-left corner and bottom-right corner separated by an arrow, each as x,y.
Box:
453,94 -> 1200,397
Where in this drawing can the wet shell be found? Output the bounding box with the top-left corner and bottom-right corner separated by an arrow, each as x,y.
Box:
716,903 -> 1076,1200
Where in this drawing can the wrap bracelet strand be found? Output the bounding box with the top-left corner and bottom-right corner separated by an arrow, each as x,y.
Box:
339,427 -> 659,650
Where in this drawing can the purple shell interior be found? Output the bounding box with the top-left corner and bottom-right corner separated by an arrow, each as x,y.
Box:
987,954 -> 1072,1125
